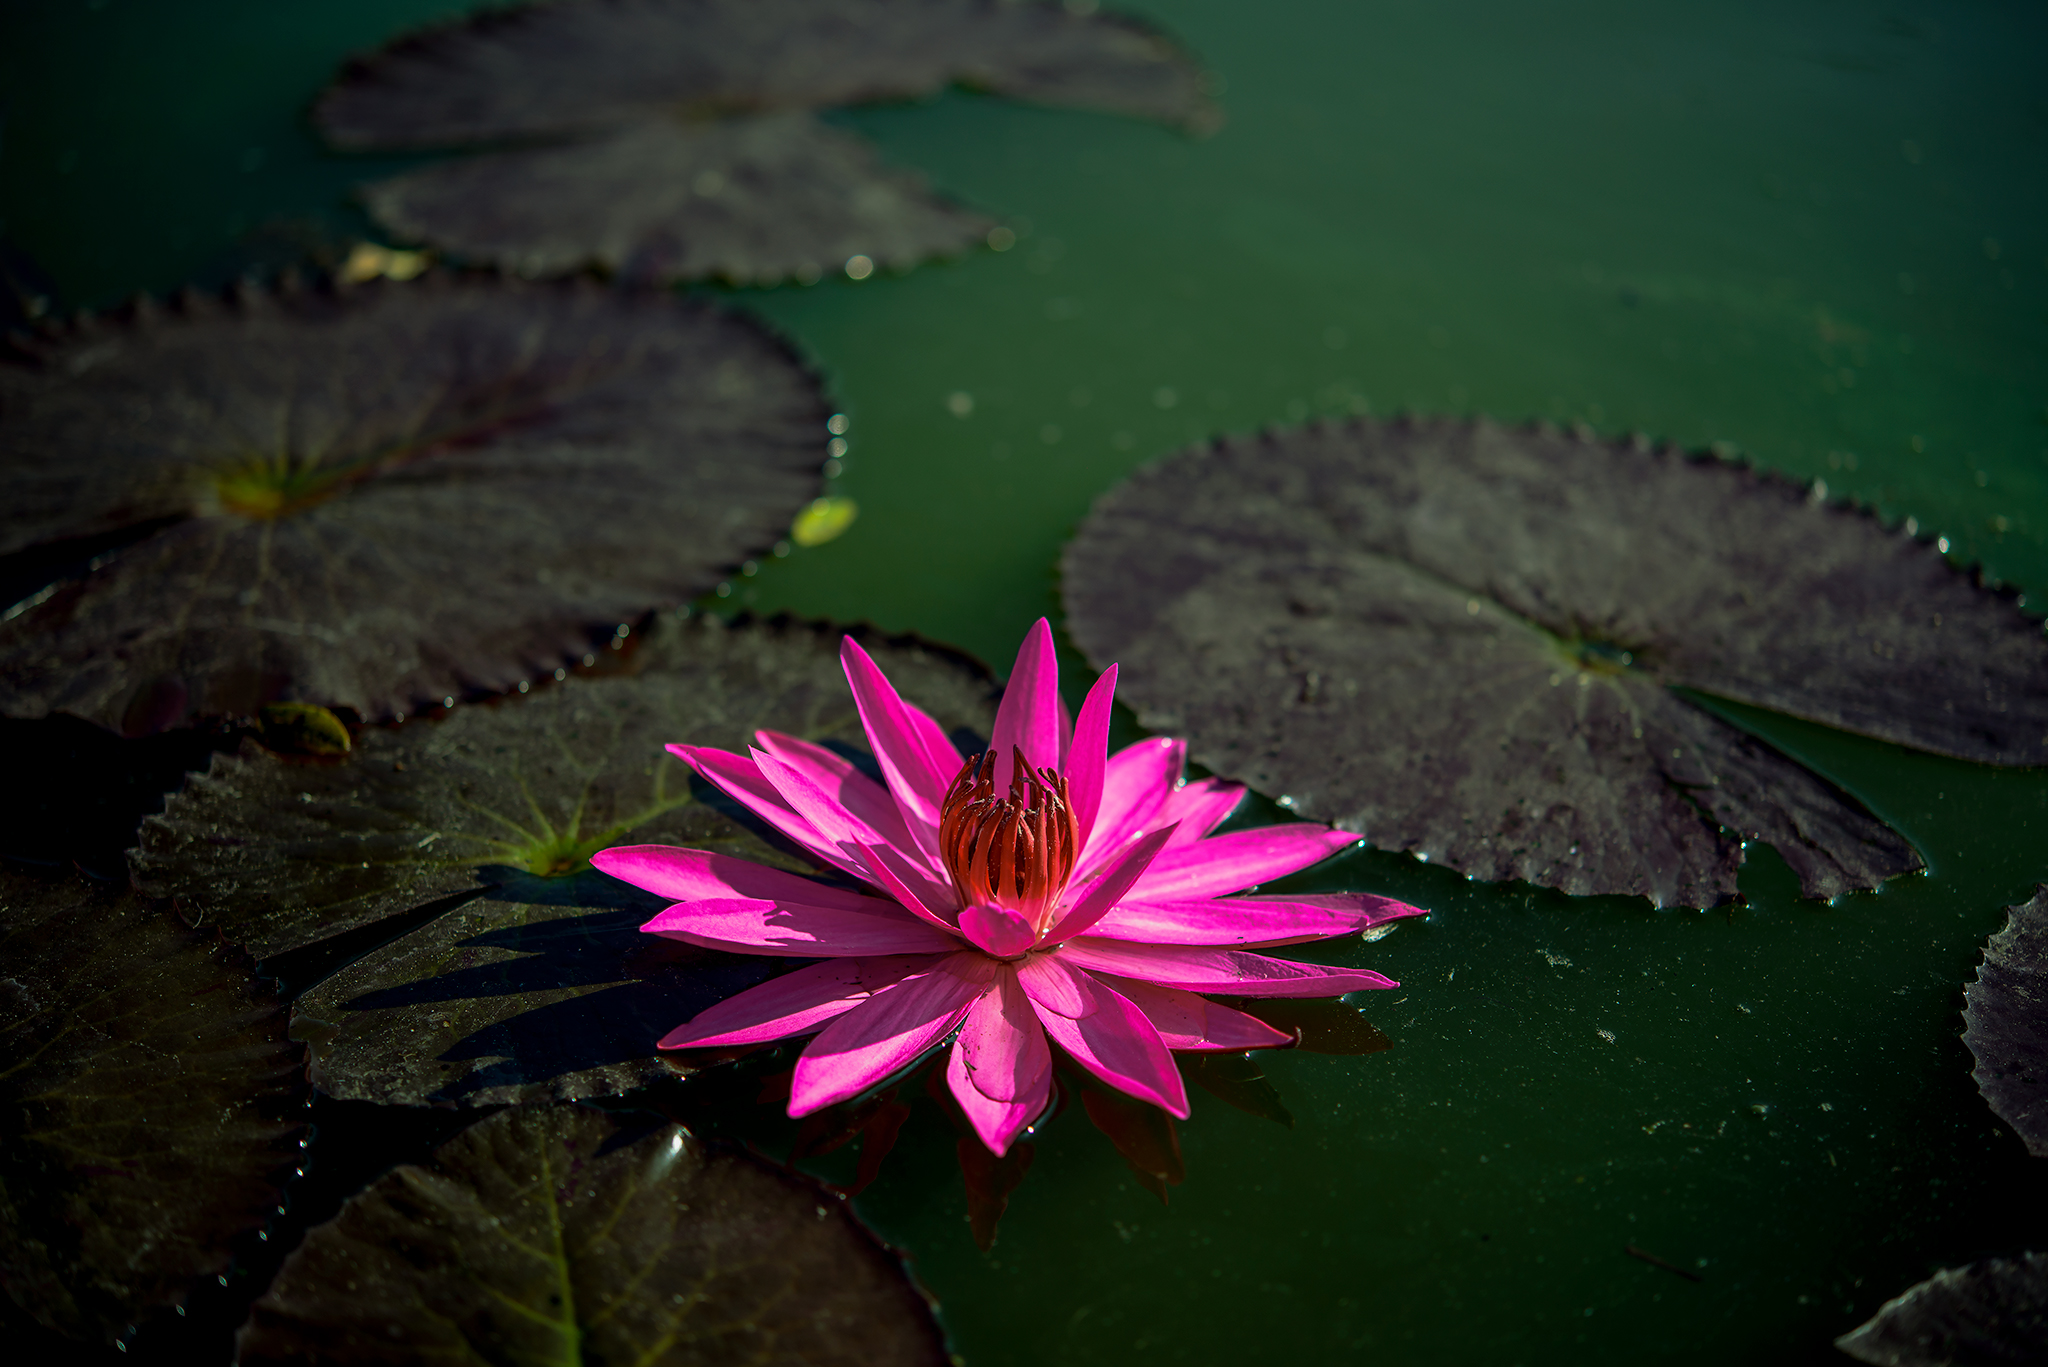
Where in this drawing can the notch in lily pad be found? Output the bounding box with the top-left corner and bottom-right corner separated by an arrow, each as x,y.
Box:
1063,416 -> 2048,907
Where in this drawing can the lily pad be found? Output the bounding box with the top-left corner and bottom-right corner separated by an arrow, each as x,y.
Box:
133,613 -> 998,1105
317,0 -> 1217,146
1963,885 -> 2048,1157
1063,417 -> 2048,907
315,0 -> 1216,282
362,113 -> 993,286
0,868 -> 306,1345
235,1102 -> 949,1367
1835,1253 -> 2048,1366
0,274 -> 826,733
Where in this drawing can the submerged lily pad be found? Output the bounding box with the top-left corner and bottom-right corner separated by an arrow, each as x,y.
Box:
0,275 -> 826,733
133,614 -> 998,1105
316,0 -> 1216,282
1835,1253 -> 2048,1366
363,113 -> 992,285
1064,417 -> 2048,907
1963,886 -> 2048,1157
0,868 -> 306,1344
235,1102 -> 948,1367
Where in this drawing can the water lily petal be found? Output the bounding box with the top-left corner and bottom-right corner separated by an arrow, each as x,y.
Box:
989,618 -> 1065,790
898,698 -> 968,790
791,951 -> 996,1115
1045,823 -> 1177,943
668,743 -> 867,879
1157,776 -> 1244,849
1064,663 -> 1117,851
839,636 -> 957,859
751,729 -> 920,854
656,955 -> 933,1049
1095,975 -> 1293,1050
752,745 -> 894,849
1084,891 -> 1428,947
642,898 -> 959,957
1078,736 -> 1183,876
1056,938 -> 1397,996
1017,955 -> 1188,1117
946,968 -> 1053,1156
852,840 -> 963,931
751,746 -> 953,898
592,843 -> 884,913
957,904 -> 1038,958
1126,823 -> 1360,902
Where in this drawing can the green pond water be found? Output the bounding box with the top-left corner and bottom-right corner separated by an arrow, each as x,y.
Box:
5,1 -> 2046,1362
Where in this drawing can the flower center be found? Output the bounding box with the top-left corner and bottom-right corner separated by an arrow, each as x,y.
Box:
939,747 -> 1078,931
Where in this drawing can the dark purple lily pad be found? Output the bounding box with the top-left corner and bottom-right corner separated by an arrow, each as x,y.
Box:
235,1102 -> 949,1367
1063,417 -> 2048,907
315,0 -> 1216,282
133,614 -> 997,1105
363,113 -> 992,286
0,868 -> 306,1345
1964,886 -> 2048,1157
0,274 -> 826,733
1835,1253 -> 2048,1366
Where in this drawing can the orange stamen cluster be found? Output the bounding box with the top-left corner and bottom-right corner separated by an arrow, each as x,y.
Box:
940,748 -> 1078,929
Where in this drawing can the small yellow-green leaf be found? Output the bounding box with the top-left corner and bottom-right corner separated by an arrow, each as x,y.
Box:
792,495 -> 859,547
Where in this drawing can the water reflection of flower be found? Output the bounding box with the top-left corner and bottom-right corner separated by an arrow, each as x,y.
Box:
594,620 -> 1424,1157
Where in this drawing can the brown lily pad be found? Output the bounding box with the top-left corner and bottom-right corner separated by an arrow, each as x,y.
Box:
235,1102 -> 949,1366
1836,1253 -> 2048,1366
0,274 -> 826,733
1964,885 -> 2048,1157
315,0 -> 1216,282
1063,417 -> 2048,907
0,868 -> 306,1345
133,613 -> 998,1106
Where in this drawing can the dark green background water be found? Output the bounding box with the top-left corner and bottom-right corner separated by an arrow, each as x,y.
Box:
4,1 -> 2045,1362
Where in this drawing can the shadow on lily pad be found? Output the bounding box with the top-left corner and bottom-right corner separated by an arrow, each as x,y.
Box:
135,614 -> 999,1108
294,873 -> 791,1106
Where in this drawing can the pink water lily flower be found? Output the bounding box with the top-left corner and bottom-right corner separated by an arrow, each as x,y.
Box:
592,620 -> 1425,1156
